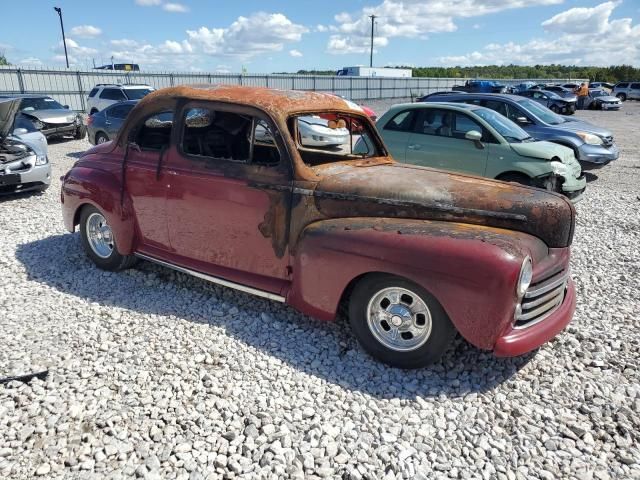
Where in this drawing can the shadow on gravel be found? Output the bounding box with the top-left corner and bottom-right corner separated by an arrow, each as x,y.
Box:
16,233 -> 536,400
0,189 -> 46,204
584,172 -> 599,183
66,151 -> 87,159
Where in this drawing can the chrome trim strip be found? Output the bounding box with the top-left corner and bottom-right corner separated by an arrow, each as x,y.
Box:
135,253 -> 286,303
517,294 -> 563,321
524,271 -> 570,298
513,290 -> 566,330
521,283 -> 566,309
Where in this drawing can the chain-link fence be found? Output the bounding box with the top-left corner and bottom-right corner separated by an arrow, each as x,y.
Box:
0,66 -> 586,112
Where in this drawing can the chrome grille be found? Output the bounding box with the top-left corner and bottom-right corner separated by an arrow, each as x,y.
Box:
515,270 -> 569,329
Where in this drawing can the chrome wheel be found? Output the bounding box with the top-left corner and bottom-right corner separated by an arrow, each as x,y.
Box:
96,134 -> 108,144
366,287 -> 432,352
85,212 -> 114,259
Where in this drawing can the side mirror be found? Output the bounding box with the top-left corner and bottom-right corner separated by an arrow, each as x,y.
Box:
465,130 -> 482,141
13,128 -> 28,135
64,105 -> 70,109
465,130 -> 484,149
516,116 -> 529,125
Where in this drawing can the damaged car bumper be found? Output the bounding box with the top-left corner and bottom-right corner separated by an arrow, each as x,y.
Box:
577,143 -> 619,168
0,157 -> 51,195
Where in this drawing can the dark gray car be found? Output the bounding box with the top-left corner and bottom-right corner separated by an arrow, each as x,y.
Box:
0,94 -> 85,140
421,92 -> 619,168
518,90 -> 576,115
87,100 -> 137,145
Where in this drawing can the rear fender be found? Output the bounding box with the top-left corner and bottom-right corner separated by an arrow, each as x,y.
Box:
61,166 -> 136,254
287,218 -> 549,350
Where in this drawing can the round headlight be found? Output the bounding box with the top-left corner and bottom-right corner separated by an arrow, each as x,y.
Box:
517,256 -> 533,298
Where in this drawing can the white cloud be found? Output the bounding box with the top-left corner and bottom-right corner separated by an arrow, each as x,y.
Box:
289,49 -> 303,57
17,57 -> 44,66
316,24 -> 328,32
541,1 -> 618,34
135,0 -> 162,5
51,38 -> 98,65
110,39 -> 139,48
187,12 -> 307,58
163,2 -> 189,13
438,1 -> 640,66
326,0 -> 562,54
70,25 -> 102,37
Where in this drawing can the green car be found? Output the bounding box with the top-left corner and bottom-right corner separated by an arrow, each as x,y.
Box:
377,102 -> 586,202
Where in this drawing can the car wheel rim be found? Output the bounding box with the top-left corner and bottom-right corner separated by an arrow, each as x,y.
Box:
86,212 -> 114,259
97,135 -> 107,144
366,287 -> 432,352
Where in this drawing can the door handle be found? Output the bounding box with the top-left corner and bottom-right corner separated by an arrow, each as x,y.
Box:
105,121 -> 111,126
407,144 -> 421,150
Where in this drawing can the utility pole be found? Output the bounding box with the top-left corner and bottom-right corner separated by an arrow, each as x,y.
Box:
369,14 -> 377,68
53,7 -> 69,68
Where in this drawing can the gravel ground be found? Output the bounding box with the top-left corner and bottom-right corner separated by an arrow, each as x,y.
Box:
1,100 -> 639,480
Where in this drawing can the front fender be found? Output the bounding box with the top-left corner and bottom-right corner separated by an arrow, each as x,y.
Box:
286,217 -> 549,350
61,165 -> 136,254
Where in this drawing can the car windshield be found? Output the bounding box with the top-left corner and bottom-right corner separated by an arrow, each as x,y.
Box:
20,97 -> 66,111
473,108 -> 531,142
591,90 -> 607,97
124,88 -> 153,100
543,91 -> 562,99
516,98 -> 565,125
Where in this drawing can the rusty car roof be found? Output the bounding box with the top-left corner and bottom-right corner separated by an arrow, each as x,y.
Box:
136,84 -> 365,119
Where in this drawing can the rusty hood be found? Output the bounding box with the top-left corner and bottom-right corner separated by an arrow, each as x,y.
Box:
312,162 -> 575,248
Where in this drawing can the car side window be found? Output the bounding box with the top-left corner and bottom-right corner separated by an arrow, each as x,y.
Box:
88,88 -> 99,98
506,104 -> 530,124
617,83 -> 628,88
452,113 -> 481,138
181,106 -> 255,164
384,110 -> 416,132
482,100 -> 508,117
414,109 -> 452,137
631,83 -> 640,89
136,111 -> 173,151
100,88 -> 126,101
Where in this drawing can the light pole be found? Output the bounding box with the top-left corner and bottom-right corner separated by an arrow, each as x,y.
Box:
369,14 -> 377,68
53,7 -> 69,68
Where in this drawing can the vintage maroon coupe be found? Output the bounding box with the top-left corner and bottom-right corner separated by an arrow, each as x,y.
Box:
61,85 -> 576,368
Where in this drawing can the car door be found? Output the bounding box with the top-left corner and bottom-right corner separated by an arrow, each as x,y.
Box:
405,108 -> 488,175
105,103 -> 135,139
378,109 -> 417,161
629,83 -> 640,100
530,92 -> 550,108
163,102 -> 292,285
124,109 -> 174,252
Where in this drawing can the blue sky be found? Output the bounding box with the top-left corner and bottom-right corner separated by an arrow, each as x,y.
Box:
0,0 -> 638,72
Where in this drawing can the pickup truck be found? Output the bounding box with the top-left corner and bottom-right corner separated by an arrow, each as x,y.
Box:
60,85 -> 576,368
452,80 -> 507,94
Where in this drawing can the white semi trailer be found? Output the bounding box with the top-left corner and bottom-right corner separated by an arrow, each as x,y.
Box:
336,67 -> 412,78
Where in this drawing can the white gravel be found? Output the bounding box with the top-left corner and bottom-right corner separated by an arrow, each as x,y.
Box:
1,102 -> 639,480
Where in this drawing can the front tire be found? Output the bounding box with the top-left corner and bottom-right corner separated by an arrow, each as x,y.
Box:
79,205 -> 137,271
549,104 -> 559,113
348,274 -> 456,368
74,125 -> 87,140
616,93 -> 627,101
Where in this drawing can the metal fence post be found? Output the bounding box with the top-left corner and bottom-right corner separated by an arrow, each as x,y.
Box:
265,75 -> 269,88
170,73 -> 175,87
350,77 -> 353,99
16,69 -> 25,93
76,71 -> 85,112
331,76 -> 335,95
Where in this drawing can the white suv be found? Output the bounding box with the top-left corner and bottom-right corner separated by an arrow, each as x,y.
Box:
86,84 -> 154,114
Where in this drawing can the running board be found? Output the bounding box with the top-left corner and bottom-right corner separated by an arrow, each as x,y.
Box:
135,253 -> 286,303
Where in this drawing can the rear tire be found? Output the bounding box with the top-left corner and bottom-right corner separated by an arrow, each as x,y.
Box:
549,104 -> 559,113
79,205 -> 137,271
348,274 -> 456,368
616,93 -> 627,101
95,132 -> 109,144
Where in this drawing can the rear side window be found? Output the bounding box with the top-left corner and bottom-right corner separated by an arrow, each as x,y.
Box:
108,104 -> 134,119
88,88 -> 99,98
181,107 -> 253,163
413,109 -> 452,137
616,83 -> 629,88
631,83 -> 640,89
136,111 -> 173,151
100,88 -> 127,101
13,113 -> 39,133
383,110 -> 416,132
